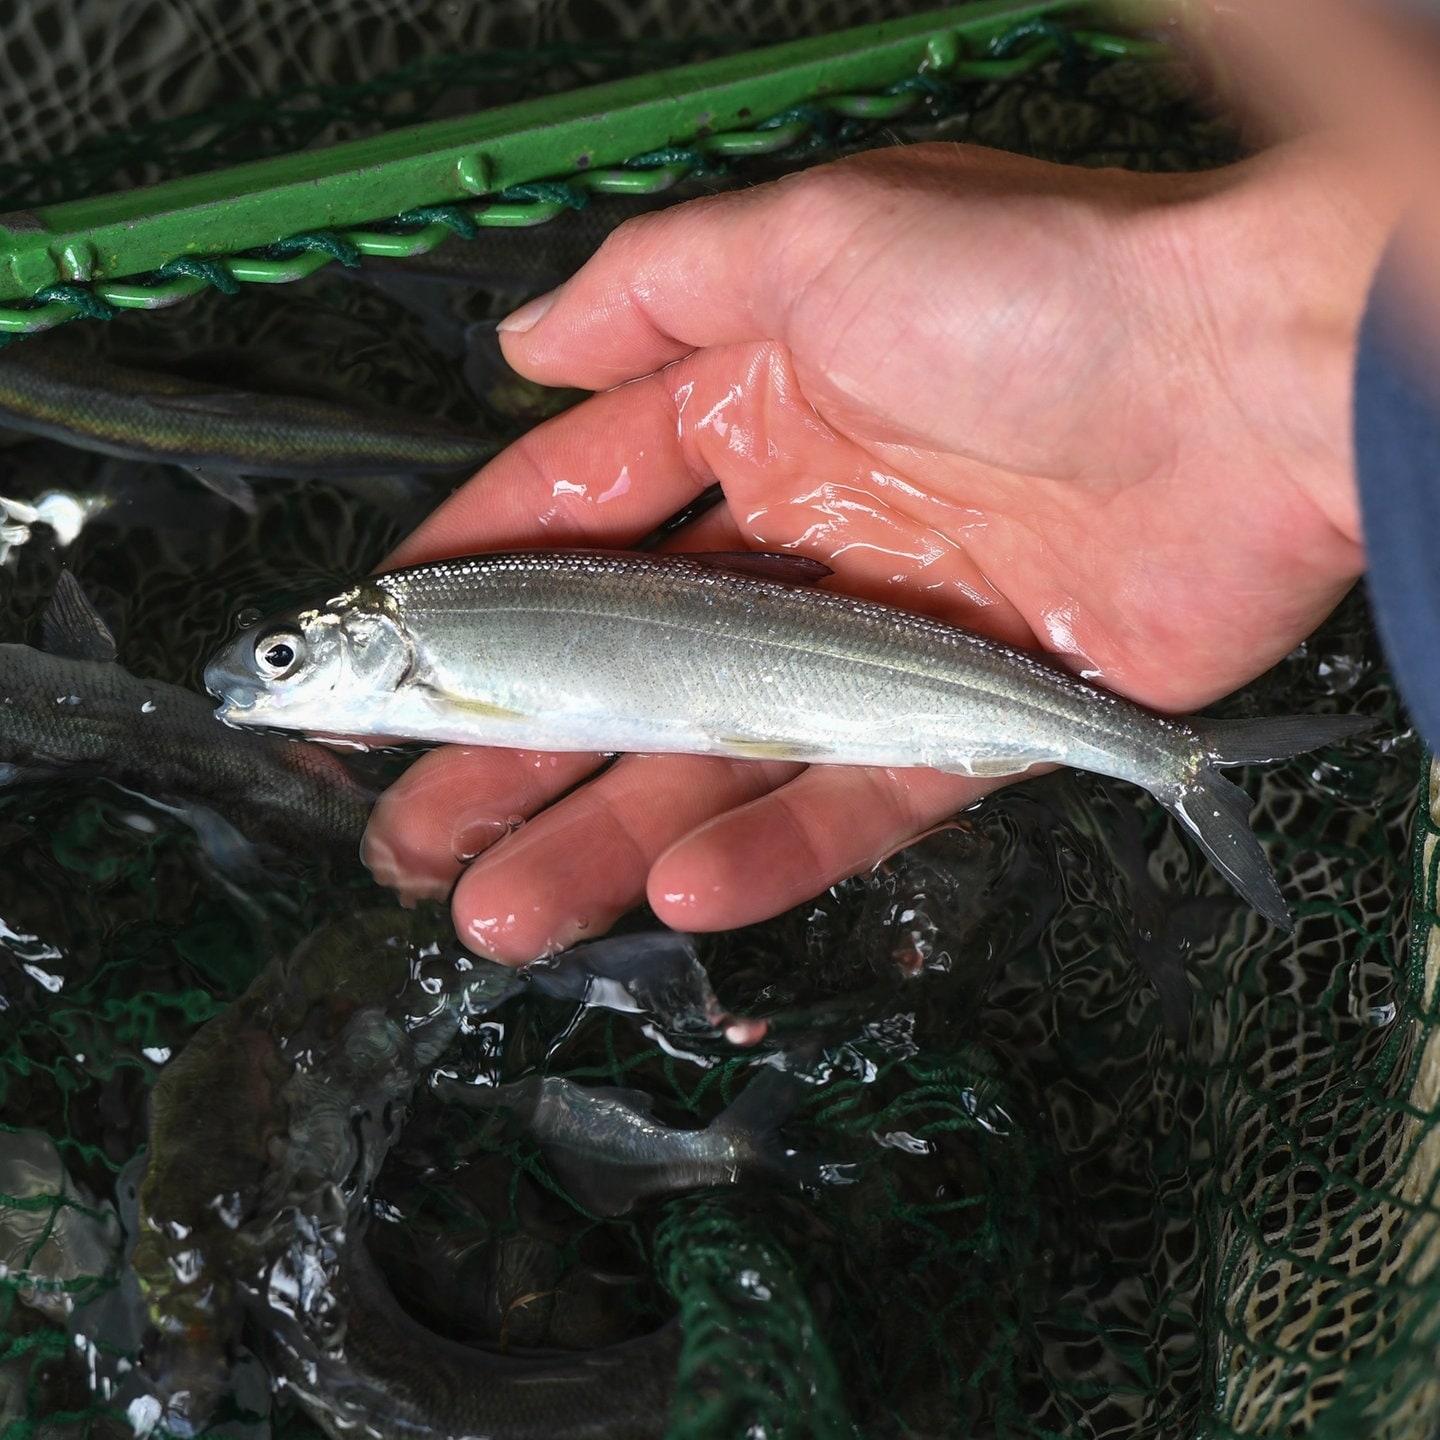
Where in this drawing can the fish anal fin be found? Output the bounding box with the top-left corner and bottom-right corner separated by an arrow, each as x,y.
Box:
939,753 -> 1059,779
43,570 -> 118,663
185,467 -> 257,514
684,551 -> 832,585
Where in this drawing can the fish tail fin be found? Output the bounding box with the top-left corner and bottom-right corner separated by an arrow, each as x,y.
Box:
1191,712 -> 1376,765
715,1068 -> 830,1191
1158,713 -> 1374,933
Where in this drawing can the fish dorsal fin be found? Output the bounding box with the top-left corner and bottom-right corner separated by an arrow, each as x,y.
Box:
683,551 -> 832,585
43,571 -> 118,662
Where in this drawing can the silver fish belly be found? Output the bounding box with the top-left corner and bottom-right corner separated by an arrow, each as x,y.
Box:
204,550 -> 1373,928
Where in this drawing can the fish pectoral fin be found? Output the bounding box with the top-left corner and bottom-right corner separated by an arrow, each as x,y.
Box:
43,570 -> 119,663
418,683 -> 530,723
940,752 -> 1062,778
717,735 -> 829,762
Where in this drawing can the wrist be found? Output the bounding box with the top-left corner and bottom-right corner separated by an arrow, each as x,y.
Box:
1129,133 -> 1407,550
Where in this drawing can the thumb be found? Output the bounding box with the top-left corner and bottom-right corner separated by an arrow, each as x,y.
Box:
496,182 -> 806,390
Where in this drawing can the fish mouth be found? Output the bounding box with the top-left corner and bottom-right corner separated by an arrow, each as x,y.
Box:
202,659 -> 258,719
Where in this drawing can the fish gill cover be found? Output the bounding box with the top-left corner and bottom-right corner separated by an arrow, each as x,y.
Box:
0,5 -> 1433,1440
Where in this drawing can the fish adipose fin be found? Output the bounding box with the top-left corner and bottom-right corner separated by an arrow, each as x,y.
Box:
684,552 -> 833,585
43,571 -> 118,662
1161,713 -> 1376,932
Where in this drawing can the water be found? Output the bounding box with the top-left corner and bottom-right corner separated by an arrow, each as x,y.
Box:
0,49 -> 1423,1440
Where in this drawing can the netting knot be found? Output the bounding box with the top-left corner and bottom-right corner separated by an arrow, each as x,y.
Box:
155,256 -> 239,295
267,230 -> 362,268
32,283 -> 116,321
394,204 -> 479,240
497,181 -> 586,210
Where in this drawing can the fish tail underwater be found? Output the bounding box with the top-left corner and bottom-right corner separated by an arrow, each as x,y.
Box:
0,8 -> 1437,1440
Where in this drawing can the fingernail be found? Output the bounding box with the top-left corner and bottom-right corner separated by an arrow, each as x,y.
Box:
498,286 -> 562,335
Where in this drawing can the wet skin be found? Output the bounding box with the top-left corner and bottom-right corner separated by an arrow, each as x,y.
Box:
361,138 -> 1402,961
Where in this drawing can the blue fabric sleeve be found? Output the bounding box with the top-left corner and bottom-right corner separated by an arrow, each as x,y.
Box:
1354,251 -> 1440,749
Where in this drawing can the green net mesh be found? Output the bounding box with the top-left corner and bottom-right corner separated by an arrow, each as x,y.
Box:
0,5 -> 1429,1439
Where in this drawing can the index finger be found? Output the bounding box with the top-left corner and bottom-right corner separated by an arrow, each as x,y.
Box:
385,366 -> 713,568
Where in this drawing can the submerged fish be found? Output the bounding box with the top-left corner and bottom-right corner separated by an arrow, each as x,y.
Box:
131,911 -> 726,1436
0,335 -> 496,511
206,549 -> 1373,929
438,1067 -> 811,1218
131,906 -> 507,1431
525,929 -> 767,1045
2,571 -> 375,870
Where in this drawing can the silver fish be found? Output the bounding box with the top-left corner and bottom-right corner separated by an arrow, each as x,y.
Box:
2,571 -> 376,871
204,549 -> 1374,928
437,1067 -> 811,1218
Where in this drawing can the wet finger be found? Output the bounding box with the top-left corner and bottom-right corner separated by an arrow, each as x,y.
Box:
363,745 -> 605,903
647,764 -> 1005,931
448,752 -> 801,962
386,371 -> 716,567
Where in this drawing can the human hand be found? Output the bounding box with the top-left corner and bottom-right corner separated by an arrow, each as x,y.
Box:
362,136 -> 1398,962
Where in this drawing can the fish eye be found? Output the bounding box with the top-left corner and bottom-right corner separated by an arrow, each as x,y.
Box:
253,629 -> 306,680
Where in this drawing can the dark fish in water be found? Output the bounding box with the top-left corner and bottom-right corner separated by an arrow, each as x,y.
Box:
0,334 -> 497,512
0,571 -> 375,872
130,906 -> 495,1432
1068,783 -> 1240,1043
131,909 -> 716,1436
366,1215 -> 642,1353
438,1067 -> 814,1217
525,929 -> 767,1045
208,548 -> 1377,929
